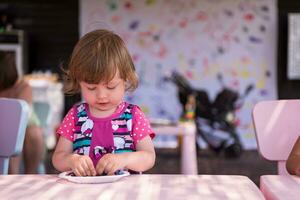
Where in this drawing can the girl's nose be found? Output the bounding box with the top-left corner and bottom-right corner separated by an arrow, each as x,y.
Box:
96,89 -> 107,99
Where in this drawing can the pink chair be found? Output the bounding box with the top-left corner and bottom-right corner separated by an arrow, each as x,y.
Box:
252,100 -> 300,200
0,98 -> 29,174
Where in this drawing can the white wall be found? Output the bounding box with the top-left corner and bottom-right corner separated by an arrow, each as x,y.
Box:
80,0 -> 277,149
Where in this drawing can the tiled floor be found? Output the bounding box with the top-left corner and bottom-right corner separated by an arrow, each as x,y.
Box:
45,148 -> 276,186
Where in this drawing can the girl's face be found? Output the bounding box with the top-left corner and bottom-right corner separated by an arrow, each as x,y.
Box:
79,71 -> 125,117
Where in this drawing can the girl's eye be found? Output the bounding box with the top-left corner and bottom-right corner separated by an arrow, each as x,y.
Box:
107,85 -> 117,90
87,87 -> 96,91
107,81 -> 120,90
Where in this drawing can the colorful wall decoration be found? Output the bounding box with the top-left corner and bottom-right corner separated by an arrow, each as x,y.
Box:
80,0 -> 277,149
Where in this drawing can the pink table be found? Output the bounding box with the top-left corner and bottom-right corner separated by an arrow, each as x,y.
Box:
152,122 -> 198,175
260,175 -> 300,200
0,174 -> 264,199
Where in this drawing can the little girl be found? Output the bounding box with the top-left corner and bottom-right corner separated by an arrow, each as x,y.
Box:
52,29 -> 156,176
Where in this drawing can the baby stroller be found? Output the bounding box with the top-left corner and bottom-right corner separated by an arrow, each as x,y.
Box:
167,71 -> 253,158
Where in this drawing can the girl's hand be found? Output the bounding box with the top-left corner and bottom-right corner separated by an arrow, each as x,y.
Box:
70,154 -> 96,176
96,153 -> 126,175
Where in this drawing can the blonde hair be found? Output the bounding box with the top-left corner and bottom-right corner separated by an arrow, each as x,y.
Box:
63,29 -> 138,94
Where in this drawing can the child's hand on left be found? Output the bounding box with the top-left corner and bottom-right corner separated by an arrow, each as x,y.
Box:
96,153 -> 126,175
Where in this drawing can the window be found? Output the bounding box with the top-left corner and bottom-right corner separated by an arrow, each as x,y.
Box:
288,13 -> 300,80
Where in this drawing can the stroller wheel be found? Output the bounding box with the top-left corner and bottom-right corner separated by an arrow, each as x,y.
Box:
224,143 -> 243,158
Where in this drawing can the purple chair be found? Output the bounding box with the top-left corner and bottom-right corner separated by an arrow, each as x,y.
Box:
0,98 -> 29,174
252,100 -> 300,200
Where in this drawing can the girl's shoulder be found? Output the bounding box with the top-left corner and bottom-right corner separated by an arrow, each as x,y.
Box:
127,103 -> 142,113
65,102 -> 88,117
124,103 -> 147,119
72,101 -> 87,108
71,101 -> 88,113
122,102 -> 139,113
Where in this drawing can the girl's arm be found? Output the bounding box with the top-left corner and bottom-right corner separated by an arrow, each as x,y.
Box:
124,135 -> 156,171
52,136 -> 74,171
96,135 -> 155,175
52,136 -> 96,176
286,137 -> 300,175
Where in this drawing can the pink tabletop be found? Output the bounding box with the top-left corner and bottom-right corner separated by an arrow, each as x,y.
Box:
0,174 -> 264,200
260,175 -> 300,200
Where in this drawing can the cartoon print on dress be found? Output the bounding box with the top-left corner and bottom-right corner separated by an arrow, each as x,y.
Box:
93,145 -> 115,160
73,137 -> 91,155
111,105 -> 135,154
77,104 -> 85,113
81,118 -> 94,136
72,104 -> 92,156
77,146 -> 90,155
113,135 -> 134,154
127,119 -> 132,131
77,104 -> 88,123
111,120 -> 119,131
114,137 -> 126,149
78,116 -> 88,122
120,110 -> 132,120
